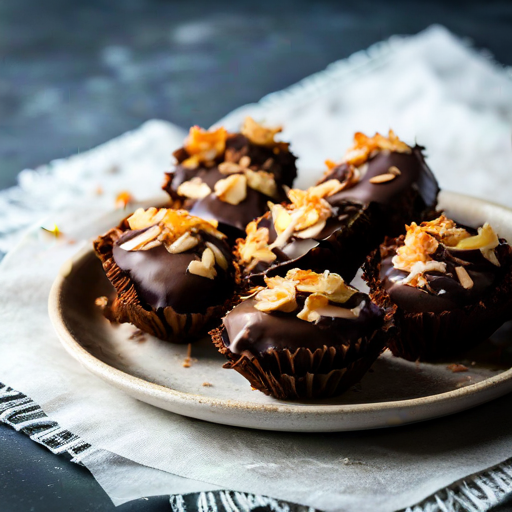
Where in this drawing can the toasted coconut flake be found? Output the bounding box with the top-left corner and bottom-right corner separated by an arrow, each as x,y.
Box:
343,130 -> 411,166
241,117 -> 282,146
294,219 -> 326,239
245,169 -> 278,198
393,223 -> 440,272
254,276 -> 297,313
176,177 -> 212,199
399,260 -> 447,288
422,215 -> 470,247
455,266 -> 474,289
369,173 -> 396,184
182,126 -> 227,169
214,174 -> 248,205
237,222 -> 277,270
286,269 -> 355,303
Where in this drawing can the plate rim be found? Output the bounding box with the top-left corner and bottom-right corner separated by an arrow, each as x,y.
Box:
48,190 -> 512,428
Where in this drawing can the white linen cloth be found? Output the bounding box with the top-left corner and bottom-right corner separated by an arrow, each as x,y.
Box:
1,25 -> 512,512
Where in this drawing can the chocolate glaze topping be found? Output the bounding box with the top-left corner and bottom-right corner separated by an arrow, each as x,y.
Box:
242,204 -> 368,282
112,229 -> 233,314
322,146 -> 439,235
223,293 -> 384,356
162,134 -> 297,236
379,240 -> 511,313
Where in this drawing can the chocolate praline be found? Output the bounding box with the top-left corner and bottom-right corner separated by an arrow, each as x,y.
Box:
94,212 -> 235,343
238,204 -> 378,285
320,145 -> 439,236
112,229 -> 233,314
363,226 -> 512,361
211,273 -> 393,400
163,132 -> 297,238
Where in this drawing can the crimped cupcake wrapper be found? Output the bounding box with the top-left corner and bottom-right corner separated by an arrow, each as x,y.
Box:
363,237 -> 512,361
211,326 -> 387,400
94,225 -> 229,343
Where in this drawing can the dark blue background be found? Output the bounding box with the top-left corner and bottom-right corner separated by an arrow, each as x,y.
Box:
2,1 -> 512,510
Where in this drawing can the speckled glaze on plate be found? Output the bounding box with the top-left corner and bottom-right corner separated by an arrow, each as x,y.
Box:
48,191 -> 512,432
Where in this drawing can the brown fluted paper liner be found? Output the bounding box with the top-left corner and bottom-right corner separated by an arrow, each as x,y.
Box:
94,225 -> 228,343
211,326 -> 390,400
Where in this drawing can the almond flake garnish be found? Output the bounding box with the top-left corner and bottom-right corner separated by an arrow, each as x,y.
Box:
187,247 -> 217,280
253,269 -> 358,322
241,117 -> 282,146
455,266 -> 474,289
297,293 -> 361,323
388,166 -> 401,175
122,208 -> 225,252
237,182 -> 340,268
120,224 -> 162,251
286,269 -> 355,303
214,174 -> 248,205
218,161 -> 243,175
239,155 -> 251,168
165,232 -> 199,254
177,177 -> 212,199
205,241 -> 228,270
245,169 -> 278,199
254,276 -> 297,313
182,126 -> 227,169
369,173 -> 396,184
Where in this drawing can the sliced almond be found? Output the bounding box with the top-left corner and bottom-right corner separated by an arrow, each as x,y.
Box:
165,232 -> 199,254
119,224 -> 162,251
239,155 -> 251,168
214,174 -> 247,205
128,207 -> 167,230
218,161 -> 242,174
294,219 -> 326,239
245,169 -> 278,198
369,173 -> 396,184
455,266 -> 474,289
187,248 -> 217,280
205,242 -> 229,270
177,177 -> 212,199
388,165 -> 401,175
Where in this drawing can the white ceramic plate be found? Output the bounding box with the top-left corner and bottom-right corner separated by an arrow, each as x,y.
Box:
48,191 -> 512,432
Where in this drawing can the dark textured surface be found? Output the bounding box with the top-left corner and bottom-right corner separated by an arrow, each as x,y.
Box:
1,0 -> 512,189
1,0 -> 512,510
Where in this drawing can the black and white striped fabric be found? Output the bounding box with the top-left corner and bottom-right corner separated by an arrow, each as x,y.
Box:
2,382 -> 512,512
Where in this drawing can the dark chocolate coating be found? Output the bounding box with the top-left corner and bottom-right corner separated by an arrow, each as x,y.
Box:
163,133 -> 296,237
323,146 -> 439,236
112,229 -> 233,314
189,179 -> 284,238
379,241 -> 510,313
223,293 -> 384,356
243,203 -> 377,284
